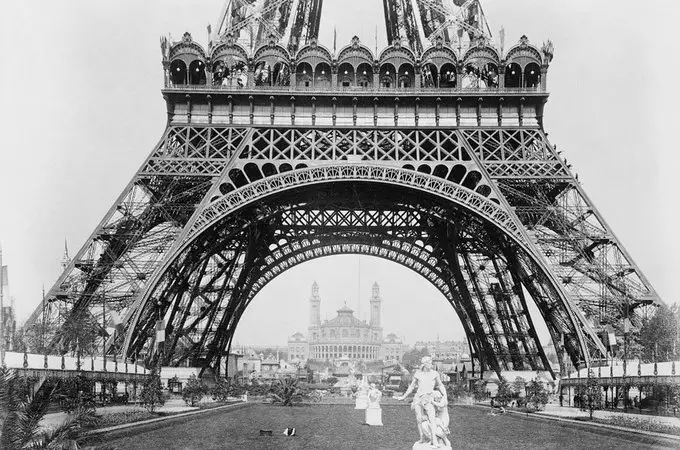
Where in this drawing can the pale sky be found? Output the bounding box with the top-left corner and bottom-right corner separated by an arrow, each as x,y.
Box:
1,1 -> 678,348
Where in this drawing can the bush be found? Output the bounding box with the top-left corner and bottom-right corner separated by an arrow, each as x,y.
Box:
211,378 -> 230,402
182,374 -> 206,406
446,380 -> 469,403
268,377 -> 304,406
472,380 -> 488,401
525,378 -> 549,412
57,374 -> 96,414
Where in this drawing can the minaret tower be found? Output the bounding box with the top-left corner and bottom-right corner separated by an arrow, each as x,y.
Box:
370,282 -> 381,328
309,281 -> 321,327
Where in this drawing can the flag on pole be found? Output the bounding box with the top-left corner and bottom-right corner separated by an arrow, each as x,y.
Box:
108,310 -> 124,335
156,319 -> 165,343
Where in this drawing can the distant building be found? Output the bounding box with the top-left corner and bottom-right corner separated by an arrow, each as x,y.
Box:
414,340 -> 469,360
288,332 -> 308,361
287,282 -> 406,364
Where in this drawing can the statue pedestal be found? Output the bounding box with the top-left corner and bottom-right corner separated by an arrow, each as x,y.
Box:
365,406 -> 383,426
412,442 -> 451,450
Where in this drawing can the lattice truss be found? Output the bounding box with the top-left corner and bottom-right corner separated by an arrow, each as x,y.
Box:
123,185 -> 569,376
499,179 -> 657,331
24,123 -> 656,375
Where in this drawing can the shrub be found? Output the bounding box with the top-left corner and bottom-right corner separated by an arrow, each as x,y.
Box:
268,377 -> 304,406
525,378 -> 549,412
211,378 -> 231,402
182,374 -> 206,406
140,369 -> 165,413
472,380 -> 488,401
446,380 -> 469,403
57,374 -> 95,414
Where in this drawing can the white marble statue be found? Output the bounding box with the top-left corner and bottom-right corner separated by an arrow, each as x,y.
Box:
396,356 -> 451,449
365,383 -> 383,426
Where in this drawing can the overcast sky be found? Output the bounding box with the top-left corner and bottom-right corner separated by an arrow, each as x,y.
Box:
1,1 -> 678,347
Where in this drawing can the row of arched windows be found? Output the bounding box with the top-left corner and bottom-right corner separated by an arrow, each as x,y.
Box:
167,35 -> 546,89
171,58 -> 542,89
310,344 -> 380,360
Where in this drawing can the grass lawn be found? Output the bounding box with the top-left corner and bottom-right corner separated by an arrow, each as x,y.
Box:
89,404 -> 676,449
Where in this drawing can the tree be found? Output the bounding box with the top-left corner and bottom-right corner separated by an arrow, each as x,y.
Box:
511,377 -> 526,397
140,368 -> 165,413
638,303 -> 680,362
525,378 -> 549,412
446,379 -> 469,403
581,370 -> 603,419
402,347 -> 430,371
182,374 -> 206,406
495,377 -> 512,407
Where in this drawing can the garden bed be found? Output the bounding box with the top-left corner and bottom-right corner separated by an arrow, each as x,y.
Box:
568,415 -> 680,436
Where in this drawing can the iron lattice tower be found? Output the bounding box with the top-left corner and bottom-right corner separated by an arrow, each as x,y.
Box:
24,0 -> 660,378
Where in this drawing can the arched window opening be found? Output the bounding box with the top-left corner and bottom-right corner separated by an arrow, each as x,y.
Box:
213,60 -> 247,87
481,63 -> 499,88
279,163 -> 293,173
255,61 -> 290,86
296,62 -> 313,88
244,163 -> 263,182
170,60 -> 187,85
379,63 -> 396,88
417,164 -> 432,175
189,60 -> 206,85
439,63 -> 457,88
505,63 -> 522,88
315,63 -> 331,88
338,63 -> 355,87
433,164 -> 448,178
398,63 -> 414,88
272,62 -> 290,86
254,61 -> 271,86
462,171 -> 482,190
462,64 -> 480,88
356,63 -> 373,88
212,61 -> 229,86
228,168 -> 248,188
476,185 -> 492,197
524,63 -> 541,88
421,63 -> 438,88
448,164 -> 467,183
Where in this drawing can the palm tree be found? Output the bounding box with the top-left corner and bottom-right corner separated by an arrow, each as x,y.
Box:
0,366 -> 97,449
